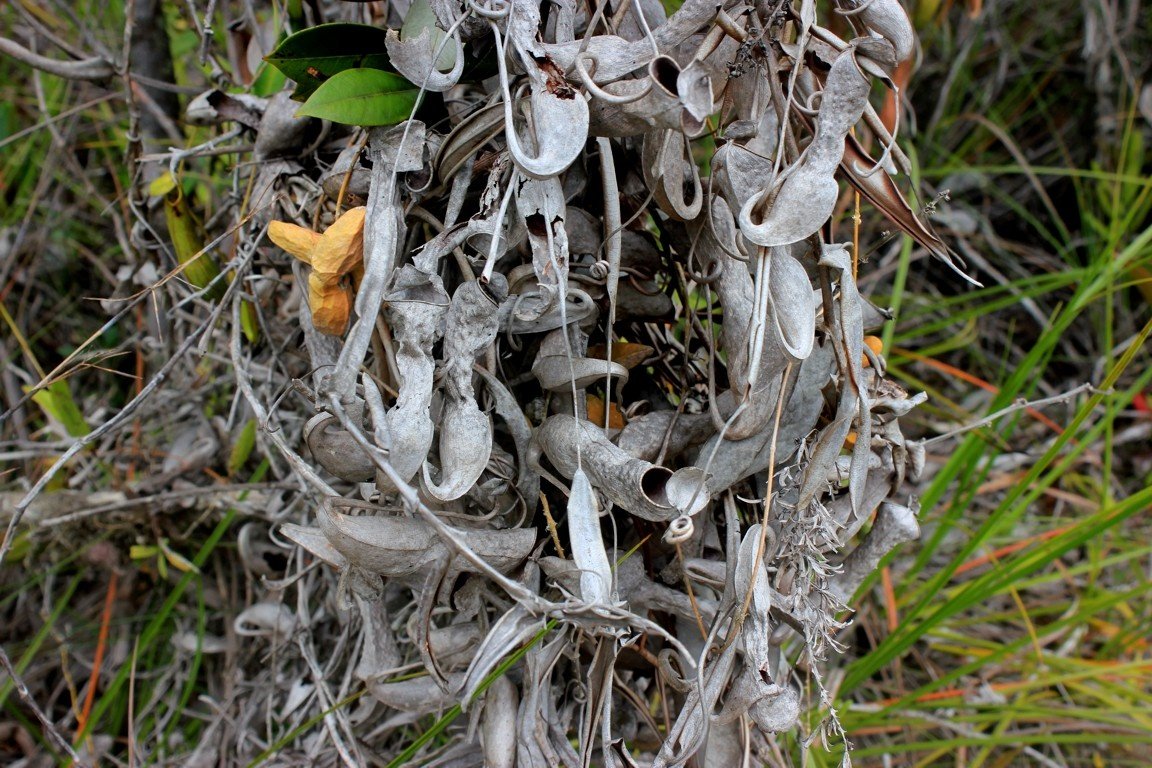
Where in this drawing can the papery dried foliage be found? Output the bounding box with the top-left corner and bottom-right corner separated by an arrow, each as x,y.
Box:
209,0 -> 955,763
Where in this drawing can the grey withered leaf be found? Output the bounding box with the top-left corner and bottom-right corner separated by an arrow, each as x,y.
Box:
422,623 -> 481,672
492,29 -> 589,180
567,467 -> 614,605
506,287 -> 598,335
795,244 -> 870,515
695,344 -> 833,499
473,366 -> 541,514
581,637 -> 619,766
821,243 -> 873,517
354,595 -> 401,683
839,0 -> 915,63
829,501 -> 919,603
717,671 -> 800,735
254,91 -> 311,161
616,410 -> 715,465
728,254 -> 798,441
675,58 -> 714,134
409,220 -> 473,274
691,197 -> 753,392
279,523 -> 348,570
435,101 -> 508,183
762,246 -> 816,363
733,524 -> 774,672
319,142 -> 371,201
587,75 -> 680,138
233,603 -> 295,639
480,676 -> 519,768
316,497 -> 536,582
738,44 -> 872,247
643,129 -> 702,221
711,142 -> 776,215
548,0 -> 579,43
459,604 -> 545,706
652,642 -> 739,768
517,635 -> 576,768
422,276 -> 507,502
543,0 -> 722,83
614,553 -> 719,623
382,265 -> 449,484
532,327 -> 630,393
378,119 -> 427,174
329,126 -> 407,403
303,412 -> 375,482
611,0 -> 669,43
702,722 -> 746,768
368,674 -> 461,713
516,176 -> 571,314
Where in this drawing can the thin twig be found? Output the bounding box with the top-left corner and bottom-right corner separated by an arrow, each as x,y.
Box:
0,644 -> 88,767
0,35 -> 116,80
919,383 -> 1100,447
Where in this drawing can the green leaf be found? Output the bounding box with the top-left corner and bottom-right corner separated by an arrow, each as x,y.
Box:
250,61 -> 289,99
161,175 -> 224,301
241,299 -> 261,344
228,419 -> 258,477
296,68 -> 419,127
265,23 -> 395,101
28,380 -> 89,437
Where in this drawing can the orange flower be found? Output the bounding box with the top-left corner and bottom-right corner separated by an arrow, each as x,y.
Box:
268,206 -> 366,335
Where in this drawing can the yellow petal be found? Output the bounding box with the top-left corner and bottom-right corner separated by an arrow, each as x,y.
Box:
312,206 -> 366,278
268,221 -> 322,262
308,284 -> 354,336
308,270 -> 344,290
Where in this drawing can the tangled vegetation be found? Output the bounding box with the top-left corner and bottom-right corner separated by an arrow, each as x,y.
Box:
1,0 -> 1150,766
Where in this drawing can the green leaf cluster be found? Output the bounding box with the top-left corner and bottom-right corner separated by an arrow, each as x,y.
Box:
264,22 -> 420,127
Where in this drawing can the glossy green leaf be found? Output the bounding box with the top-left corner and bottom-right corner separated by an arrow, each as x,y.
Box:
265,23 -> 394,101
296,68 -> 419,126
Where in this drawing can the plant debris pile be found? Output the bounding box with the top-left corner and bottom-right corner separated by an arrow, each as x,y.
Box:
187,0 -> 951,763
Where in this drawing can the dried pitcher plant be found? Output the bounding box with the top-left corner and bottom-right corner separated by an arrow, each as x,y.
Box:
196,0 -> 961,763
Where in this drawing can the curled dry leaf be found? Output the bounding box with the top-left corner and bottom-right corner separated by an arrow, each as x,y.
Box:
382,265 -> 449,484
738,46 -> 871,247
537,415 -> 710,522
422,277 -> 506,501
316,497 -> 536,582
